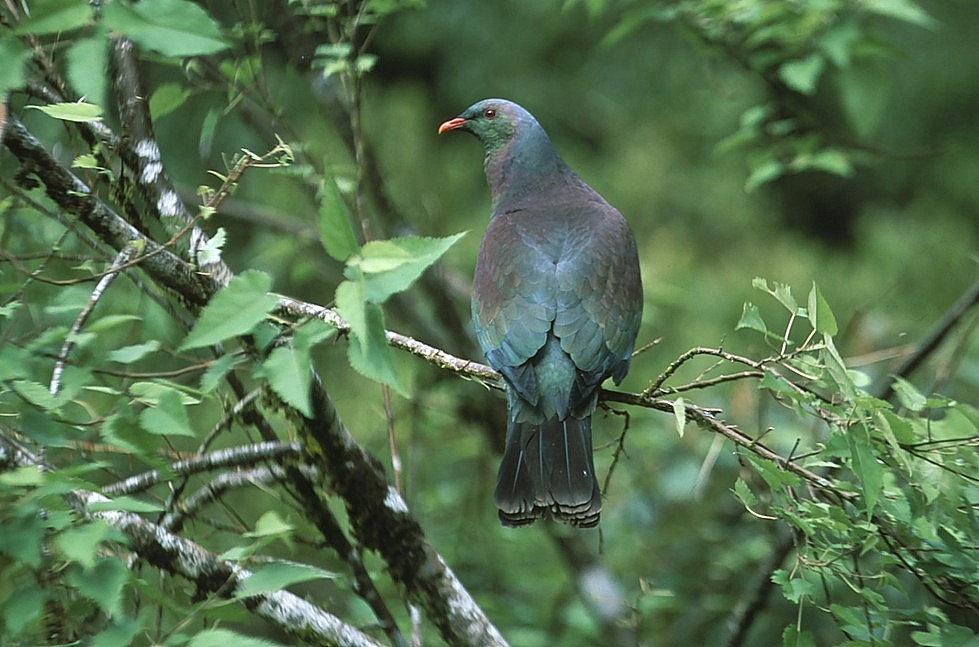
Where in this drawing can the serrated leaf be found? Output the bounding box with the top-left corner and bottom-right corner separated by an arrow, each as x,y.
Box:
129,381 -> 200,405
771,282 -> 798,312
773,569 -> 816,604
294,318 -> 336,350
235,562 -> 337,598
196,227 -> 226,265
189,628 -> 288,647
66,557 -> 130,617
243,511 -> 294,539
13,0 -> 92,35
54,521 -> 116,569
848,424 -> 882,517
138,389 -> 196,437
335,281 -> 407,396
10,379 -> 60,410
743,453 -> 802,489
807,283 -> 838,336
782,625 -> 818,647
736,302 -> 767,333
891,376 -> 927,412
27,101 -> 102,122
200,353 -> 245,393
180,270 -> 279,351
353,232 -> 466,303
107,340 -> 161,364
672,397 -> 686,438
262,345 -> 312,417
733,478 -> 757,507
102,0 -> 229,57
318,178 -> 359,262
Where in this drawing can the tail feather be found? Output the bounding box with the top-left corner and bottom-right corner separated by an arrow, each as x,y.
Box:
494,416 -> 601,528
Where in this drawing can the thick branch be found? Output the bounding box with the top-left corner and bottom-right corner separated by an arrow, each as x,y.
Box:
3,117 -> 216,307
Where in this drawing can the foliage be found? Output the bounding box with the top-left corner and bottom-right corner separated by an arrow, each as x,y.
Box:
600,0 -> 938,189
2,0 -> 978,645
732,281 -> 979,645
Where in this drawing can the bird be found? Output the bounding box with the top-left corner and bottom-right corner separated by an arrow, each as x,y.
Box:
439,99 -> 643,527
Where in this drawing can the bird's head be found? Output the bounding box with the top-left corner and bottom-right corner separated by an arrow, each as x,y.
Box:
438,99 -> 535,154
439,98 -> 564,206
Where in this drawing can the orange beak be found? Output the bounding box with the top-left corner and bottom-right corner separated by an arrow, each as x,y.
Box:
438,117 -> 467,134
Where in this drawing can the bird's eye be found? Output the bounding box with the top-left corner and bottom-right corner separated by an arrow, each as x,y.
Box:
484,108 -> 497,119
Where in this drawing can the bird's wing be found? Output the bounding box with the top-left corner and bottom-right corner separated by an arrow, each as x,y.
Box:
472,198 -> 642,414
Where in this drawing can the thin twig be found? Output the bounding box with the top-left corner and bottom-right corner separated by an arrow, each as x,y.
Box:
50,244 -> 140,395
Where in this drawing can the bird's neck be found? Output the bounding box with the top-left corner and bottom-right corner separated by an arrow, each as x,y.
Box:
484,131 -> 567,210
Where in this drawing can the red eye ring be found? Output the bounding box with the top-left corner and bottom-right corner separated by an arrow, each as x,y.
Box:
484,108 -> 497,119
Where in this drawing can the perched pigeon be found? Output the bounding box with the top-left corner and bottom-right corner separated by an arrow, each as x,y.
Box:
439,99 -> 643,527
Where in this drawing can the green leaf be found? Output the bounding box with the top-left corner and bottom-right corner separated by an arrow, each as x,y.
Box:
891,377 -> 927,412
733,478 -> 757,508
807,283 -> 838,336
863,0 -> 938,28
803,148 -> 854,178
773,569 -> 816,604
736,302 -> 767,333
102,0 -> 229,57
352,233 -> 466,303
26,101 -> 102,122
66,557 -> 130,617
54,521 -> 117,569
848,424 -> 883,516
243,511 -> 294,539
782,625 -> 818,647
779,54 -> 826,95
2,583 -> 45,636
107,340 -> 161,364
138,389 -> 196,437
745,157 -> 784,190
88,496 -> 164,513
672,397 -> 686,438
129,381 -> 200,406
235,562 -> 337,598
294,318 -> 336,350
67,36 -> 108,110
10,379 -> 60,410
200,353 -> 245,393
0,38 -> 33,94
179,270 -> 279,351
262,345 -> 312,417
318,178 -> 360,262
88,314 -> 141,332
189,628 -> 288,647
199,107 -> 220,159
335,281 -> 407,396
13,0 -> 92,35
196,227 -> 227,265
149,82 -> 192,120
